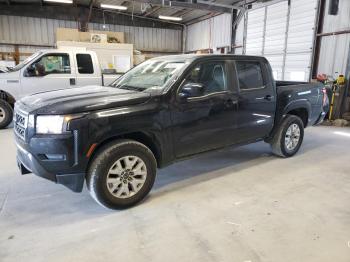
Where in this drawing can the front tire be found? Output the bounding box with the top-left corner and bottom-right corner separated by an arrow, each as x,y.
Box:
87,139 -> 157,210
0,100 -> 13,129
270,115 -> 304,157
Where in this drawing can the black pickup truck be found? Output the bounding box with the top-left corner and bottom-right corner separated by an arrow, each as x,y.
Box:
14,55 -> 329,209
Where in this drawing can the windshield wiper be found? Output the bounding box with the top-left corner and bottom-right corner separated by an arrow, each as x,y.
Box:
116,85 -> 146,92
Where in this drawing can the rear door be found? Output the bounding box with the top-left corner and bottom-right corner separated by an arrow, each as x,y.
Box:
234,59 -> 276,142
74,52 -> 101,87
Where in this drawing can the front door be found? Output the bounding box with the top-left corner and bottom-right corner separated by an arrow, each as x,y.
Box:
20,52 -> 76,98
171,60 -> 238,158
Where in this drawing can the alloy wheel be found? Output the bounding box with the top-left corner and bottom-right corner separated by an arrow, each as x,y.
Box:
285,123 -> 301,151
0,106 -> 5,123
106,155 -> 147,199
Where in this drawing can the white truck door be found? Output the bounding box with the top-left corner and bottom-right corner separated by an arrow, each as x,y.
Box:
74,52 -> 101,86
20,52 -> 76,98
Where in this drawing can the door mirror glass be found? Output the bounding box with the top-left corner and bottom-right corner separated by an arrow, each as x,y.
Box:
179,82 -> 205,99
24,65 -> 37,77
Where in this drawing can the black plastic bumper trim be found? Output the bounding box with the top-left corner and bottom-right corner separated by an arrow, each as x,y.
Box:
56,173 -> 85,193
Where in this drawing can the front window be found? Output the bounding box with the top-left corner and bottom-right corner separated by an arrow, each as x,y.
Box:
112,59 -> 187,91
28,53 -> 71,76
184,61 -> 227,95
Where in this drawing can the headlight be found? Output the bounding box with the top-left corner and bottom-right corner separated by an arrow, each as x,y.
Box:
36,115 -> 70,134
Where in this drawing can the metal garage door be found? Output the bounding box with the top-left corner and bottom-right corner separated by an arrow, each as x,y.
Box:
244,0 -> 319,81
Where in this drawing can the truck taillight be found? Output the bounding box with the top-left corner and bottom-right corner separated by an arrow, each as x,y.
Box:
322,87 -> 327,106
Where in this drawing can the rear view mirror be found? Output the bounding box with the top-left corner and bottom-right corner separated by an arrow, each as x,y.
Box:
179,82 -> 204,100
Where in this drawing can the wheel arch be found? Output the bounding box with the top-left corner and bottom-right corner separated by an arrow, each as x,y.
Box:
87,131 -> 163,170
266,101 -> 310,142
0,90 -> 16,107
286,108 -> 309,127
283,100 -> 311,127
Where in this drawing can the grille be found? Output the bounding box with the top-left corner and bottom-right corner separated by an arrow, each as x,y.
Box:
14,109 -> 28,141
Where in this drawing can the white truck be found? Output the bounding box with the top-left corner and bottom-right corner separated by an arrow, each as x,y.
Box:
0,48 -> 124,129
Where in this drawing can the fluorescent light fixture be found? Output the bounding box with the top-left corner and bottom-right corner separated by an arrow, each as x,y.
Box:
100,3 -> 128,10
159,15 -> 182,21
43,0 -> 73,3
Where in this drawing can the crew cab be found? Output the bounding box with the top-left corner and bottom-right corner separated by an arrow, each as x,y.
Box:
14,55 -> 329,209
0,48 -> 121,129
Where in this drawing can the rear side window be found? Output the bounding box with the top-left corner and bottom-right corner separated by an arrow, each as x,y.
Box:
236,61 -> 264,90
76,54 -> 94,74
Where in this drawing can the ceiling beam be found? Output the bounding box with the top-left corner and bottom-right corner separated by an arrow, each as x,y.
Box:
143,6 -> 162,16
0,4 -> 183,30
126,0 -> 237,13
170,8 -> 193,18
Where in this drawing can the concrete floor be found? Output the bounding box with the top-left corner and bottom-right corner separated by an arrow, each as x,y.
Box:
0,126 -> 350,262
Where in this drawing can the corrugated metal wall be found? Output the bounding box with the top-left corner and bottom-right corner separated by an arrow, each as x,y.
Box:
318,0 -> 350,77
245,7 -> 265,55
284,0 -> 318,81
235,0 -> 319,81
0,15 -> 182,53
185,13 -> 232,52
90,22 -> 182,52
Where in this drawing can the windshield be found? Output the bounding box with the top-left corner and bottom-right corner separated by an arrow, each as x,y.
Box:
112,59 -> 187,91
8,51 -> 43,72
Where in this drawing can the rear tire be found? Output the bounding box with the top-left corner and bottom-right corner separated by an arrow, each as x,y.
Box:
270,115 -> 304,157
0,100 -> 13,129
87,139 -> 157,210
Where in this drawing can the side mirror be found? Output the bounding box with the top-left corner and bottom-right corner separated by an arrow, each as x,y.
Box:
179,82 -> 204,100
24,66 -> 37,77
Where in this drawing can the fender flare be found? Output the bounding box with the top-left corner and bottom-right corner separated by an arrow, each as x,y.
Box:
283,99 -> 311,119
0,90 -> 16,107
266,99 -> 311,142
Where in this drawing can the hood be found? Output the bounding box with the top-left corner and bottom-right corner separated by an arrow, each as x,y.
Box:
20,85 -> 151,115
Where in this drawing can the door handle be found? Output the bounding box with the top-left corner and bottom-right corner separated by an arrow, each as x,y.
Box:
264,95 -> 273,101
70,78 -> 76,85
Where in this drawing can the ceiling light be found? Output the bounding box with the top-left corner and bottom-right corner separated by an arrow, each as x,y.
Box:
100,4 -> 128,10
158,15 -> 182,21
43,0 -> 73,3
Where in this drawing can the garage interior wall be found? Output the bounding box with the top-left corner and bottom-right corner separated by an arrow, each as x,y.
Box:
185,13 -> 232,52
0,15 -> 182,61
235,0 -> 319,81
317,0 -> 350,77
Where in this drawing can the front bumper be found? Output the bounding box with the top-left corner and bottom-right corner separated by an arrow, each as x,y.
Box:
16,134 -> 85,193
